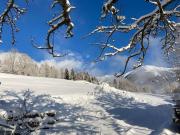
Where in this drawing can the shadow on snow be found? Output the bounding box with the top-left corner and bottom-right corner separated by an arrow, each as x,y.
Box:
0,90 -> 99,135
94,86 -> 177,134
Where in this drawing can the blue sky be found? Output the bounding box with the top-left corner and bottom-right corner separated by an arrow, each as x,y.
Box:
0,0 -> 169,75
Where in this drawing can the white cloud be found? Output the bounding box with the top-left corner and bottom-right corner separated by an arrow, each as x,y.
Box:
57,59 -> 83,70
110,55 -> 136,68
41,51 -> 104,76
41,59 -> 83,70
41,51 -> 84,70
144,37 -> 168,67
83,62 -> 104,76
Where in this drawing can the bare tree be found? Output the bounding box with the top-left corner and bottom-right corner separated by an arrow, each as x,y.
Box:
49,66 -> 59,78
3,49 -> 18,73
39,63 -> 51,77
70,68 -> 76,80
17,53 -> 37,76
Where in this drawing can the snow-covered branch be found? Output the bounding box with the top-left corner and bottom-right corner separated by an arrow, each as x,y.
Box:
0,0 -> 179,75
90,0 -> 180,76
33,0 -> 75,57
0,0 -> 26,44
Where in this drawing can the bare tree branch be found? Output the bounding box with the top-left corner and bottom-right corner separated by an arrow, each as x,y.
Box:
33,0 -> 75,57
0,0 -> 26,44
89,0 -> 180,76
0,0 -> 179,75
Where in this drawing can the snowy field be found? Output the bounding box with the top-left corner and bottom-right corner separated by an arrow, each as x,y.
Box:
0,73 -> 179,135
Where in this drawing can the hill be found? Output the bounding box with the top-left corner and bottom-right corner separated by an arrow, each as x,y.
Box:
0,73 -> 177,134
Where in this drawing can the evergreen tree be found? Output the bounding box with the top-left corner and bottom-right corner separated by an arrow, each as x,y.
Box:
64,68 -> 70,80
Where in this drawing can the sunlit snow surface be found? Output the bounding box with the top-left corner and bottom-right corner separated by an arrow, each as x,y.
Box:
0,73 -> 179,135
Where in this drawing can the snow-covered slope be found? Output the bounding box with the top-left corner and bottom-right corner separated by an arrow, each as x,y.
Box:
0,73 -> 178,135
124,65 -> 176,94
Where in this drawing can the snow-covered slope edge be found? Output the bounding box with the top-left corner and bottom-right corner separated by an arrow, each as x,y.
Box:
124,65 -> 176,94
0,73 -> 177,135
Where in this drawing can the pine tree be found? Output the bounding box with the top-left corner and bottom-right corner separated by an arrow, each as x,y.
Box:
64,68 -> 70,80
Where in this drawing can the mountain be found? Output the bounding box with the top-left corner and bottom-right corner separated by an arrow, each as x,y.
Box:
124,65 -> 177,94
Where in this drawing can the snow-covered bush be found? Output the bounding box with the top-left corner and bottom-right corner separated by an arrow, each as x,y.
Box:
0,90 -> 58,135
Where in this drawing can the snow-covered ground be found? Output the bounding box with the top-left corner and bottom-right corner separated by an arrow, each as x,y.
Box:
0,73 -> 179,135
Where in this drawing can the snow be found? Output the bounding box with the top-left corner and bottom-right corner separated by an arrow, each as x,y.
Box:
124,65 -> 176,94
124,65 -> 174,78
0,73 -> 179,135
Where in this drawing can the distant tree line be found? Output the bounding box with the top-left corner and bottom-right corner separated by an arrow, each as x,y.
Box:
110,78 -> 150,93
110,77 -> 177,93
0,49 -> 99,84
63,68 -> 99,84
